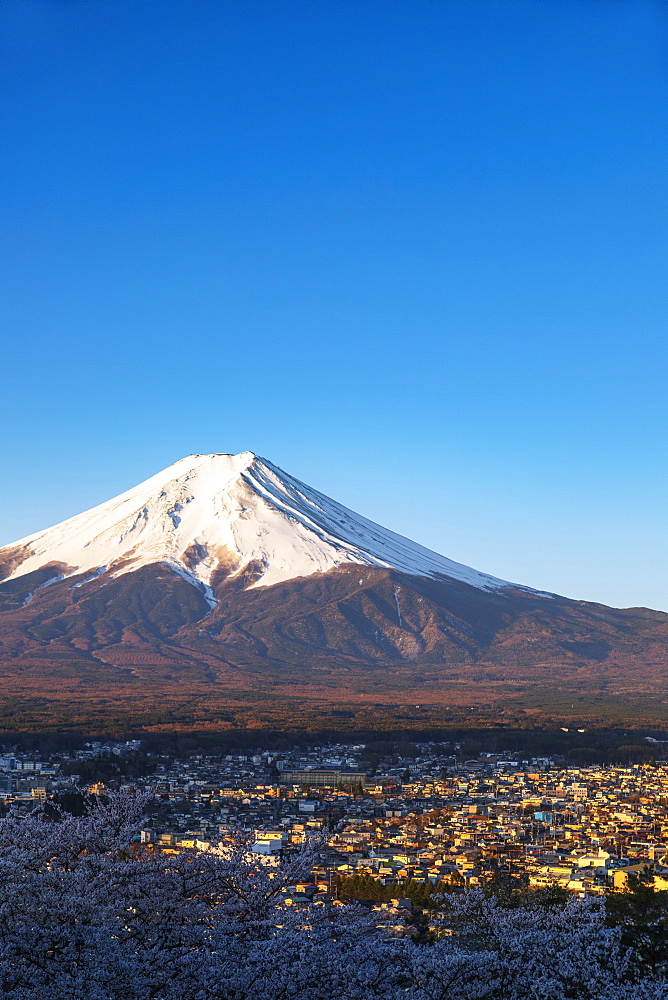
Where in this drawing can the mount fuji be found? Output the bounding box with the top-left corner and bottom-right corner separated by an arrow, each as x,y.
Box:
0,453 -> 666,732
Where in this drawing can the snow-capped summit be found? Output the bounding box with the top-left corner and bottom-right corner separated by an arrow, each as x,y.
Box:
0,451 -> 525,603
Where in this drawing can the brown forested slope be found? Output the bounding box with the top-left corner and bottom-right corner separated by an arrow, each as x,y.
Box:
0,563 -> 667,731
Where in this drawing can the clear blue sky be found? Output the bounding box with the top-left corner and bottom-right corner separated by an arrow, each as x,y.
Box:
1,0 -> 666,610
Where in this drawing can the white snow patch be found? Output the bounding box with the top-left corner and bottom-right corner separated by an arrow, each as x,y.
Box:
393,584 -> 403,627
164,561 -> 217,612
71,566 -> 107,589
21,573 -> 64,607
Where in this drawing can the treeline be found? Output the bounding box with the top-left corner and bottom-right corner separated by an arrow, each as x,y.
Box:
0,725 -> 665,764
359,727 -> 668,765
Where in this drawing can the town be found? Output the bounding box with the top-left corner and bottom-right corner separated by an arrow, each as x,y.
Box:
2,736 -> 668,909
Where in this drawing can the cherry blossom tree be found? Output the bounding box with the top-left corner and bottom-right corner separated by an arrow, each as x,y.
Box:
0,792 -> 665,999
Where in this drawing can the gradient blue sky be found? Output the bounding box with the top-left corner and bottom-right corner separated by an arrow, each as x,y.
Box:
1,0 -> 666,610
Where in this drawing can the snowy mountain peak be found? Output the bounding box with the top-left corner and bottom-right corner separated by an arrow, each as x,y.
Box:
0,452 -> 531,602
